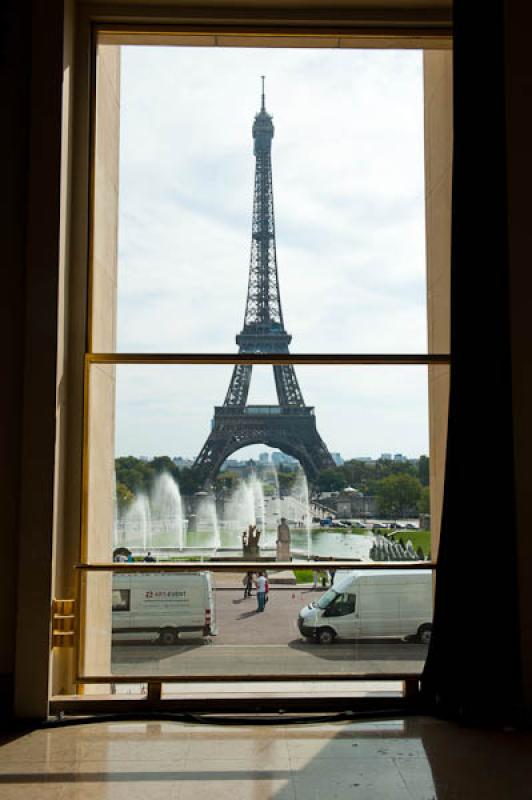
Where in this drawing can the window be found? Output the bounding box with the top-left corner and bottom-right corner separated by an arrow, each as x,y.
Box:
112,589 -> 130,612
67,14 -> 451,710
325,593 -> 356,617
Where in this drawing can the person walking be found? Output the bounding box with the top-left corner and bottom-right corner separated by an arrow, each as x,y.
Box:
243,571 -> 253,598
255,571 -> 267,612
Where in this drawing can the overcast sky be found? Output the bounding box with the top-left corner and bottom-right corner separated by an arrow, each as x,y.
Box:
112,45 -> 430,460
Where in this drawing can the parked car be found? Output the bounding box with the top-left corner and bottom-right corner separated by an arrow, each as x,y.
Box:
405,523 -> 419,530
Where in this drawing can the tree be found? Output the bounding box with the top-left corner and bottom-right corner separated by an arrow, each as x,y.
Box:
418,455 -> 430,487
151,455 -> 179,478
177,465 -> 207,496
374,458 -> 416,481
115,456 -> 155,495
277,471 -> 297,495
214,470 -> 240,499
375,474 -> 422,518
116,481 -> 134,510
315,468 -> 347,493
419,486 -> 430,514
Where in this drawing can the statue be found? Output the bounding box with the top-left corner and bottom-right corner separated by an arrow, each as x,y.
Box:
276,517 -> 291,561
243,524 -> 261,559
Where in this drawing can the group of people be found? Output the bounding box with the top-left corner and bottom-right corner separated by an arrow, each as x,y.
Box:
243,571 -> 269,612
113,550 -> 156,563
312,569 -> 336,590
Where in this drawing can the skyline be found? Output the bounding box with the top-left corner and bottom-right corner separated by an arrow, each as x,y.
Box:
112,45 -> 430,460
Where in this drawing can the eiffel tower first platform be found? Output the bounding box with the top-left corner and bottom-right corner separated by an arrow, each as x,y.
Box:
195,80 -> 335,482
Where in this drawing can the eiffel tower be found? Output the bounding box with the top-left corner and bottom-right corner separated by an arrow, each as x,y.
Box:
195,79 -> 335,482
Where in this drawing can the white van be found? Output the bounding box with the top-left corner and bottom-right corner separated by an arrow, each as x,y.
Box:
112,572 -> 217,645
298,570 -> 432,645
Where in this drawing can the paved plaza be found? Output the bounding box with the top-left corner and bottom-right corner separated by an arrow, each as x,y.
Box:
112,585 -> 428,678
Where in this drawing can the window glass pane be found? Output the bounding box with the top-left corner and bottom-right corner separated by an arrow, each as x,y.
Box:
85,362 -> 438,562
83,567 -> 433,681
82,362 -> 444,680
92,44 -> 448,355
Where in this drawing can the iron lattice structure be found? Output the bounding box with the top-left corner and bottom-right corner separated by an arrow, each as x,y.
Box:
195,82 -> 335,481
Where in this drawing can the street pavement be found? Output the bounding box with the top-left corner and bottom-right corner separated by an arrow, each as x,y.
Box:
111,587 -> 428,677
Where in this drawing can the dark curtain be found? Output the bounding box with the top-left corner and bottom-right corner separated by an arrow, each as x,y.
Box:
421,0 -> 522,723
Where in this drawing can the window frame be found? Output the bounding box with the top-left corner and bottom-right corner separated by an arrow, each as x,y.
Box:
56,5 -> 452,714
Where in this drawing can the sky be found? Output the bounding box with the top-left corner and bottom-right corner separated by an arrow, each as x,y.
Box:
110,44 -> 430,461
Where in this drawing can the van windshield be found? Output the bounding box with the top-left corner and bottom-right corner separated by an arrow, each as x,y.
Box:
317,589 -> 338,610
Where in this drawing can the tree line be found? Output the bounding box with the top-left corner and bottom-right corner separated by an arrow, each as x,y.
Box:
115,454 -> 430,518
315,456 -> 430,518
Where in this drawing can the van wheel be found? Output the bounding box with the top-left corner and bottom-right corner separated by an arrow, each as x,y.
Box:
317,627 -> 335,645
159,627 -> 178,645
417,624 -> 432,645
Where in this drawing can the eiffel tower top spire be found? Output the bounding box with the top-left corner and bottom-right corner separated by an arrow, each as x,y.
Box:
237,78 -> 287,348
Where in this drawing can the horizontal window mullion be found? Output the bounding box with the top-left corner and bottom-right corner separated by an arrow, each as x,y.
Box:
85,352 -> 450,366
77,561 -> 437,572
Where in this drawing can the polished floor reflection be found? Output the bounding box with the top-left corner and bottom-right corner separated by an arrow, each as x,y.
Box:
1,715 -> 532,798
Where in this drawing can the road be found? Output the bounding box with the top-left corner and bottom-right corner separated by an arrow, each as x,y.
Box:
111,587 -> 428,677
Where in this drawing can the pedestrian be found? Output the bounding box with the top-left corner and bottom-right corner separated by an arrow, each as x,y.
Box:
312,570 -> 319,590
329,568 -> 336,587
255,571 -> 267,612
144,551 -> 156,562
264,573 -> 269,604
243,571 -> 253,598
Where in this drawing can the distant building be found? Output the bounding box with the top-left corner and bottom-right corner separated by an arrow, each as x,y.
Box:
258,452 -> 270,464
271,451 -> 298,468
381,453 -> 392,461
139,455 -> 150,462
172,456 -> 193,470
318,491 -> 340,501
331,452 -> 344,466
334,488 -> 377,518
393,453 -> 408,463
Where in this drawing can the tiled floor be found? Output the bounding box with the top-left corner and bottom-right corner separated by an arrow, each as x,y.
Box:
1,715 -> 532,799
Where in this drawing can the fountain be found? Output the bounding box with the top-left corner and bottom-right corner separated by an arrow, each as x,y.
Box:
196,494 -> 220,550
222,472 -> 267,548
150,472 -> 185,550
115,463 -> 377,563
117,472 -> 185,552
121,493 -> 152,550
291,467 -> 312,559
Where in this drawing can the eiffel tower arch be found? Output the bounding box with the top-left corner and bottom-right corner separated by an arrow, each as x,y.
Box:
195,79 -> 335,482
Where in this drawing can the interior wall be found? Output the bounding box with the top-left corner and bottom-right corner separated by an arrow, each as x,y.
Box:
12,0 -> 66,718
0,3 -> 32,719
